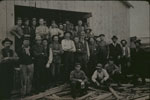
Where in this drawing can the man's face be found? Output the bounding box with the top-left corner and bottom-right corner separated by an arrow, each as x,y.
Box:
53,36 -> 59,42
39,19 -> 44,25
4,42 -> 11,48
121,41 -> 126,46
59,25 -> 63,30
32,21 -> 36,26
78,20 -> 82,25
17,20 -> 22,26
42,40 -> 48,46
75,65 -> 81,71
23,40 -> 30,47
100,36 -> 105,41
109,60 -> 114,65
65,33 -> 71,39
36,39 -> 42,44
74,37 -> 79,43
25,20 -> 29,26
66,21 -> 70,24
89,38 -> 95,43
112,38 -> 117,43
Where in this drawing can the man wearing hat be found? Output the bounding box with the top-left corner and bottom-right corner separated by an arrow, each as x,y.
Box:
109,35 -> 122,66
91,63 -> 109,88
131,39 -> 146,85
120,39 -> 130,77
32,35 -> 46,92
10,17 -> 24,51
70,63 -> 88,98
0,38 -> 18,99
104,58 -> 122,86
97,34 -> 109,65
17,36 -> 34,96
85,27 -> 94,38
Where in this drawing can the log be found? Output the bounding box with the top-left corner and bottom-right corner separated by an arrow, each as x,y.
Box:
23,84 -> 68,100
133,95 -> 149,100
45,96 -> 73,100
77,92 -> 96,100
91,93 -> 112,100
109,87 -> 122,100
56,91 -> 70,96
88,87 -> 107,93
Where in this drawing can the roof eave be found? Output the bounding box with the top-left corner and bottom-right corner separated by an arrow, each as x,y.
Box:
121,1 -> 134,8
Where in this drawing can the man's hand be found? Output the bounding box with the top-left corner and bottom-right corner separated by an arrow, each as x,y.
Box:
78,79 -> 83,83
46,63 -> 50,68
101,79 -> 104,84
95,81 -> 100,86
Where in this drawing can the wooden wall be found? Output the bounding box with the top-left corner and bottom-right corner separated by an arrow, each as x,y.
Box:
0,0 -> 130,48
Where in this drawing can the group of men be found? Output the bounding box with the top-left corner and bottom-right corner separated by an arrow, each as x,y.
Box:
0,17 -> 147,99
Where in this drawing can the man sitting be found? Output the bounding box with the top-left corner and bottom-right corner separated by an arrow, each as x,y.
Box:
70,63 -> 88,98
104,58 -> 122,86
91,63 -> 109,89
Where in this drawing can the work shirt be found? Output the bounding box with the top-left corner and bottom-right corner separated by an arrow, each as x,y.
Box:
121,46 -> 130,58
49,27 -> 64,37
70,70 -> 88,82
91,69 -> 109,83
61,39 -> 76,52
35,25 -> 49,38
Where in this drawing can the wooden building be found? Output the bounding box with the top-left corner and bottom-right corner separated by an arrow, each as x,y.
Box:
0,0 -> 133,49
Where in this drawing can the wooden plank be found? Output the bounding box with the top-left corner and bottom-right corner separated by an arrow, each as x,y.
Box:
56,91 -> 70,96
109,87 -> 122,100
45,96 -> 73,100
23,84 -> 68,100
77,91 -> 96,100
91,93 -> 112,100
135,95 -> 149,100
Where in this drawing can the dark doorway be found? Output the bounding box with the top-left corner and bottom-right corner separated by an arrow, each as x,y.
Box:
15,5 -> 92,26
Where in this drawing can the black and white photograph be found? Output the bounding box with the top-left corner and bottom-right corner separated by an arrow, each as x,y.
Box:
0,0 -> 150,100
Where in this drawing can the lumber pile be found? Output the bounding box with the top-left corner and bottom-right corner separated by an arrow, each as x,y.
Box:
21,83 -> 150,100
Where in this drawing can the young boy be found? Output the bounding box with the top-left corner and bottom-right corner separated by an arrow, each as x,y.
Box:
70,63 -> 88,98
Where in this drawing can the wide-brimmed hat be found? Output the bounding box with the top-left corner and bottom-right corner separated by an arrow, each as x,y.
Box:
35,35 -> 42,40
111,35 -> 118,40
134,39 -> 141,45
75,63 -> 81,67
23,34 -> 30,40
99,34 -> 105,37
121,39 -> 127,44
2,38 -> 13,46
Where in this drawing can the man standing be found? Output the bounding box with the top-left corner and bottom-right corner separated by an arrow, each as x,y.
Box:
30,18 -> 37,45
17,36 -> 34,97
61,32 -> 76,81
91,63 -> 109,89
75,20 -> 85,36
35,18 -> 49,39
120,40 -> 130,77
109,36 -> 122,66
10,17 -> 24,52
97,34 -> 109,65
70,63 -> 88,98
0,38 -> 18,99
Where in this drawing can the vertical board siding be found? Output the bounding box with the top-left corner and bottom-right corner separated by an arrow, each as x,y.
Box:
1,0 -> 130,47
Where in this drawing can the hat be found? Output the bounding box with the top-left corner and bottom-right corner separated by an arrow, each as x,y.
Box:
99,34 -> 105,37
121,39 -> 127,44
64,31 -> 72,36
96,63 -> 103,69
2,38 -> 13,46
35,35 -> 42,40
111,35 -> 118,40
